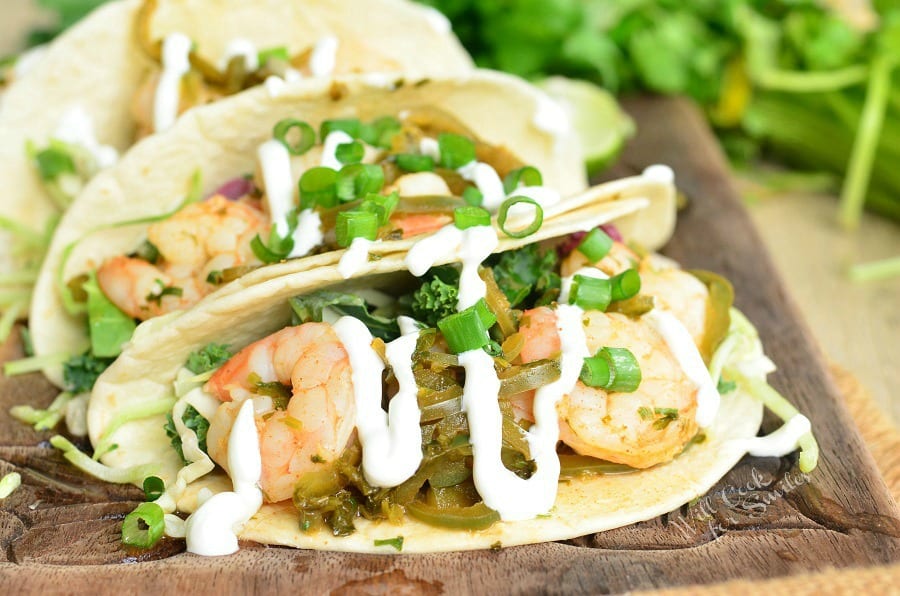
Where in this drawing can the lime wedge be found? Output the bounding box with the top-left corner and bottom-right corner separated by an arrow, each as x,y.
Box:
538,76 -> 634,176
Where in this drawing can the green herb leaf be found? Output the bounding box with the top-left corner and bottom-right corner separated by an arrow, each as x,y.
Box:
185,343 -> 232,374
290,291 -> 400,341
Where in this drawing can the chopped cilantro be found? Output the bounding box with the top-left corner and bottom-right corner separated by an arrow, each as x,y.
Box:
373,536 -> 404,551
717,378 -> 737,394
62,352 -> 113,394
163,405 -> 210,465
185,343 -> 232,374
145,279 -> 183,305
652,408 -> 680,430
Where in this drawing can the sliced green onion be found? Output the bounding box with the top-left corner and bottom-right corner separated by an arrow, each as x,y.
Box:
336,164 -> 385,201
336,210 -> 379,247
121,502 -> 165,548
335,140 -> 365,165
438,133 -> 476,169
273,119 -> 316,156
473,298 -> 497,330
577,228 -> 614,263
320,118 -> 361,140
360,116 -> 402,149
257,46 -> 289,66
396,153 -> 435,172
454,206 -> 491,230
361,192 -> 399,226
569,275 -> 612,311
299,167 -> 338,209
0,472 -> 21,499
373,536 -> 404,551
462,186 -> 484,207
579,355 -> 611,388
142,476 -> 165,501
503,166 -> 543,194
610,269 -> 641,302
599,347 -> 642,393
497,197 -> 543,239
34,145 -> 76,181
438,301 -> 495,354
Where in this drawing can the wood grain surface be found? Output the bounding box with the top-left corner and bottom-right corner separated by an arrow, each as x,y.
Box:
1,96 -> 898,594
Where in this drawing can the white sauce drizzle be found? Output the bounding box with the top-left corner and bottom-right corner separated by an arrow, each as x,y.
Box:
457,161 -> 505,211
533,94 -> 571,136
185,399 -> 262,556
338,237 -> 377,279
290,209 -> 324,258
220,38 -> 259,71
404,225 -> 498,309
644,309 -> 720,428
735,414 -> 811,458
309,36 -> 339,77
558,266 -> 609,304
54,106 -> 119,168
153,33 -> 192,133
320,130 -> 355,171
462,304 -> 588,520
333,317 -> 423,487
257,139 -> 295,238
642,164 -> 675,185
418,137 -> 440,161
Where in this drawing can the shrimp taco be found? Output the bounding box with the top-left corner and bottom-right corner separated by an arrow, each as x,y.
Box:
0,0 -> 472,320
29,70 -> 676,390
70,189 -> 818,555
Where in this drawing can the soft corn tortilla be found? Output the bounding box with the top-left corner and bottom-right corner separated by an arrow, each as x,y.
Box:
87,199 -> 758,553
0,0 -> 472,275
31,70 -> 678,386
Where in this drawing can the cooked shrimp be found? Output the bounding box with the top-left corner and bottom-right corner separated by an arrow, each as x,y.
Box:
562,241 -> 710,349
205,324 -> 357,503
96,195 -> 266,319
513,307 -> 699,469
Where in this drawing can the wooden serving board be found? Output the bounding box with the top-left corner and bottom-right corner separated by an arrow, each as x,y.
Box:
1,97 -> 898,593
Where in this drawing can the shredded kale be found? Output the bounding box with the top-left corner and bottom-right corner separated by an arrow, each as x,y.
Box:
486,244 -> 560,308
410,276 -> 458,328
163,406 -> 210,465
289,291 -> 400,341
185,343 -> 232,374
62,352 -> 113,394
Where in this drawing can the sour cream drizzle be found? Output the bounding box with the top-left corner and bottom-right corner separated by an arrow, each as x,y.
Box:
457,161 -> 505,210
338,237 -> 377,278
461,303 -> 588,520
154,33 -> 192,133
333,316 -> 423,487
321,130 -> 355,170
736,414 -> 811,458
644,309 -> 720,427
220,38 -> 259,71
404,225 -> 498,309
185,399 -> 262,556
54,106 -> 118,168
309,36 -> 339,77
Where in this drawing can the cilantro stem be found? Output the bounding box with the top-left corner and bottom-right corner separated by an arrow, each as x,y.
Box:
755,65 -> 869,93
839,56 -> 894,230
848,256 -> 900,282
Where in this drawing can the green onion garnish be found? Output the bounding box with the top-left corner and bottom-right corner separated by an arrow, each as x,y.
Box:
503,166 -> 543,194
497,196 -> 544,239
142,476 -> 165,501
360,116 -> 402,149
463,186 -> 484,207
576,228 -> 614,263
438,299 -> 496,354
336,210 -> 379,247
396,153 -> 435,172
454,206 -> 491,230
34,146 -> 76,181
299,167 -> 339,209
569,275 -> 612,311
610,269 -> 641,302
373,536 -> 404,551
438,133 -> 476,169
320,118 -> 362,140
273,119 -> 316,156
579,354 -> 611,388
121,502 -> 165,549
600,347 -> 642,393
335,140 -> 365,165
361,192 -> 399,226
257,46 -> 289,65
336,164 -> 385,202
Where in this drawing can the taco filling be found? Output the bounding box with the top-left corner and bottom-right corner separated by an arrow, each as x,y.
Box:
94,226 -> 817,555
